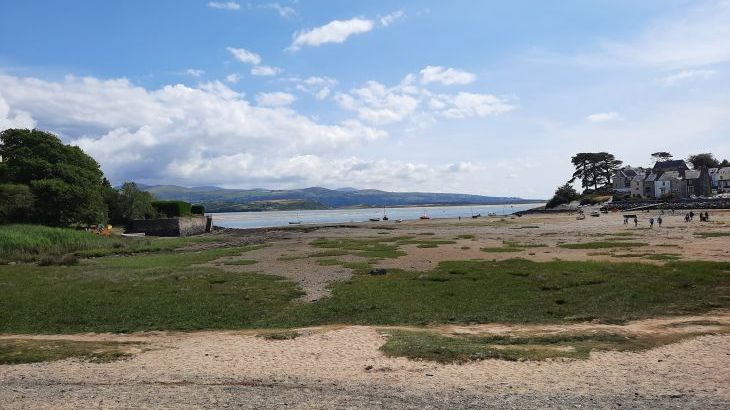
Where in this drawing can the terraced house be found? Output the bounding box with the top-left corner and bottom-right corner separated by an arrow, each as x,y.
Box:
613,160 -> 712,199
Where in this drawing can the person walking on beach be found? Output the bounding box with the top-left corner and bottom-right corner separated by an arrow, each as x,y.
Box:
657,216 -> 663,227
634,216 -> 638,227
690,211 -> 695,221
649,217 -> 654,228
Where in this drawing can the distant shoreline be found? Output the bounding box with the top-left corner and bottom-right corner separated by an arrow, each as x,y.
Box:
207,201 -> 546,214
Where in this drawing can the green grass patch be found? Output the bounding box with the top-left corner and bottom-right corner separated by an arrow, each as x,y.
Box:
379,329 -> 715,363
481,247 -> 524,253
309,249 -> 350,257
455,234 -> 475,240
559,241 -> 648,249
694,231 -> 730,238
257,330 -> 300,340
310,237 -> 410,259
0,224 -> 221,263
317,258 -> 342,266
221,259 -> 258,266
0,338 -> 141,365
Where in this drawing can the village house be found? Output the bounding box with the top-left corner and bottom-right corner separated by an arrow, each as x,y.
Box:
709,167 -> 730,193
613,159 -> 712,199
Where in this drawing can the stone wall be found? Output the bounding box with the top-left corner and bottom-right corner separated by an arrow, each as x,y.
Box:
127,216 -> 208,237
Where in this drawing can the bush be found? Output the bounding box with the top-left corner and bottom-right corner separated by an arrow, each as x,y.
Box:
151,200 -> 191,218
191,205 -> 205,215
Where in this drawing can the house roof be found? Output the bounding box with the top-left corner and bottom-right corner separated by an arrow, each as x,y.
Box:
652,160 -> 689,172
645,173 -> 659,182
658,171 -> 681,181
685,170 -> 701,179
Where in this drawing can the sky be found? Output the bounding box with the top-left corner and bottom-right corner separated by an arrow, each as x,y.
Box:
1,0 -> 729,198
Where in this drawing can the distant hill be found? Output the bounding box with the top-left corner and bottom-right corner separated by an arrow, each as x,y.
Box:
141,185 -> 544,212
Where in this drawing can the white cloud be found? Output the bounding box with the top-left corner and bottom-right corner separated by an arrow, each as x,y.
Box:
0,74 -> 386,185
288,76 -> 338,100
440,92 -> 515,119
256,91 -> 296,107
662,69 -> 717,86
586,112 -> 621,122
226,47 -> 261,65
225,73 -> 241,84
380,10 -> 404,27
184,69 -> 205,77
0,93 -> 36,130
207,1 -> 240,10
336,75 -> 513,125
251,65 -> 282,76
420,66 -> 476,85
258,3 -> 295,18
573,1 -> 730,68
289,18 -> 374,51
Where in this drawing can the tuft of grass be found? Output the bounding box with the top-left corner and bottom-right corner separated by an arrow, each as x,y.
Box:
0,338 -> 141,365
379,329 -> 719,363
456,234 -> 475,240
221,259 -> 258,266
481,247 -> 524,253
257,330 -> 300,340
559,241 -> 648,249
694,231 -> 730,238
309,249 -> 350,257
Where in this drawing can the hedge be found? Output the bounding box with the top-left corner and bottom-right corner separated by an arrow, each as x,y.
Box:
151,200 -> 191,217
191,204 -> 205,215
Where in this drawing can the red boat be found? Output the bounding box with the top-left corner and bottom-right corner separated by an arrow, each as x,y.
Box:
419,211 -> 430,220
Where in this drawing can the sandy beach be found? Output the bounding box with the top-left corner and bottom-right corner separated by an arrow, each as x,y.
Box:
2,209 -> 729,408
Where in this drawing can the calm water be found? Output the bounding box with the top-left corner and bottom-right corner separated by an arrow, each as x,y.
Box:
210,203 -> 543,229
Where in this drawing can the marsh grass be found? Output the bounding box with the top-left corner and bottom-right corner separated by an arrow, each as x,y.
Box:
559,241 -> 648,249
0,338 -> 141,365
0,224 -> 217,263
379,329 -> 719,363
694,231 -> 730,238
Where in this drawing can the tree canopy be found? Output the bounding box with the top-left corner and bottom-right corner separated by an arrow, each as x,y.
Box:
546,182 -> 580,208
686,153 -> 720,169
0,129 -> 107,226
650,152 -> 673,162
569,152 -> 622,192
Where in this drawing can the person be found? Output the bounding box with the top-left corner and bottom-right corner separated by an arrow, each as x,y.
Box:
634,216 -> 638,227
689,211 -> 695,221
705,212 -> 710,221
624,216 -> 629,225
649,217 -> 654,228
458,216 -> 461,221
685,213 -> 690,222
657,216 -> 663,227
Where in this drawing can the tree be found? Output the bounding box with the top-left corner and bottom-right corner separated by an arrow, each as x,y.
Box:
721,159 -> 730,167
106,182 -> 156,224
651,152 -> 673,162
546,182 -> 580,208
686,153 -> 720,169
0,184 -> 34,223
0,129 -> 108,226
570,152 -> 622,191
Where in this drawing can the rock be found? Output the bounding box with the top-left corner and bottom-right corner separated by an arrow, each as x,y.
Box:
368,268 -> 387,276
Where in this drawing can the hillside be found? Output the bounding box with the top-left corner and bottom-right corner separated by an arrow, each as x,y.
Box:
141,185 -> 543,212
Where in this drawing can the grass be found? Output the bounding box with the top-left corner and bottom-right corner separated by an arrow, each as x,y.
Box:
481,246 -> 524,253
379,329 -> 719,363
2,247 -> 728,333
694,231 -> 730,238
0,224 -> 216,263
559,241 -> 648,249
0,338 -> 141,365
310,237 -> 407,259
221,259 -> 258,266
257,330 -> 300,340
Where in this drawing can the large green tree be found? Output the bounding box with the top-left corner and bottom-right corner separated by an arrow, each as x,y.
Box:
0,129 -> 107,226
687,153 -> 720,169
106,182 -> 156,225
546,182 -> 580,208
650,152 -> 673,162
570,152 -> 622,191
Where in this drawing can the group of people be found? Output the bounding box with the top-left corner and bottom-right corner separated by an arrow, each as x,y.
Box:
623,210 -> 712,227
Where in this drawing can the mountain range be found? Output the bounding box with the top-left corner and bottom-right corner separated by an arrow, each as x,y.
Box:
139,185 -> 544,213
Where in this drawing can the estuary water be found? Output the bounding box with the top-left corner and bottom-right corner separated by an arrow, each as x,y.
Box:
210,203 -> 543,229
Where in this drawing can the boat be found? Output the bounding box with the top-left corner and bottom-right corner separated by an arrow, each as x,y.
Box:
382,207 -> 389,221
471,213 -> 481,219
395,219 -> 403,223
487,212 -> 497,217
419,211 -> 430,220
369,218 -> 380,222
288,221 -> 302,225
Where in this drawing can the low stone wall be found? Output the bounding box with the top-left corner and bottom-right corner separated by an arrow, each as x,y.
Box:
606,198 -> 730,211
127,216 -> 208,237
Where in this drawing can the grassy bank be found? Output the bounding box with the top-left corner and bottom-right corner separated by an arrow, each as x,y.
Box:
1,244 -> 728,333
0,224 -> 214,263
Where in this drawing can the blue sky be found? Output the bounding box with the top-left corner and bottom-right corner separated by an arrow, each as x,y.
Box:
1,1 -> 729,198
